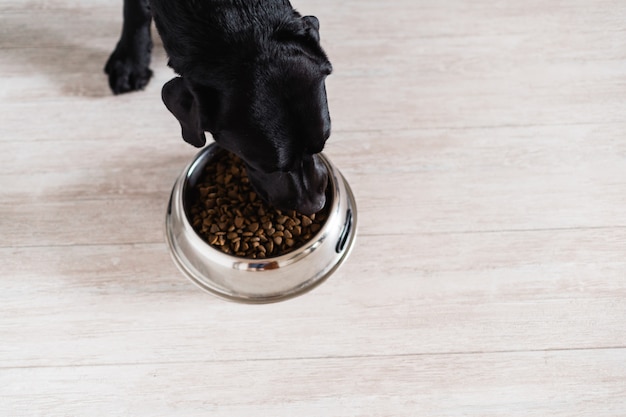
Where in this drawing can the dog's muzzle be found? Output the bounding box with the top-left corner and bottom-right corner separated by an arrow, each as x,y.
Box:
245,154 -> 328,216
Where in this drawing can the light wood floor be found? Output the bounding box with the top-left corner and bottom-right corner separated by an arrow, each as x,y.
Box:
2,0 -> 626,415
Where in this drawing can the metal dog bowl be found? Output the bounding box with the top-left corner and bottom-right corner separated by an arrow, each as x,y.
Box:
165,143 -> 357,303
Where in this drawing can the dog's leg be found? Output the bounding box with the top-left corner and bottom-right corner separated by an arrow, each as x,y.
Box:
104,0 -> 153,94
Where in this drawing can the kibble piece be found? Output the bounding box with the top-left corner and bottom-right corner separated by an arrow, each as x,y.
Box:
234,216 -> 245,229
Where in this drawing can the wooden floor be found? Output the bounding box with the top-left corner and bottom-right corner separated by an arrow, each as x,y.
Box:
2,0 -> 626,415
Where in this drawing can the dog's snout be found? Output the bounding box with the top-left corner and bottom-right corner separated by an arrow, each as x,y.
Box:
245,153 -> 328,216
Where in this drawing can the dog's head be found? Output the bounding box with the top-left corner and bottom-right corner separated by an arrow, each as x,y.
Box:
161,14 -> 332,215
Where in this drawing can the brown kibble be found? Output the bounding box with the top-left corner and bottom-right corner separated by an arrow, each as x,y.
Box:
188,149 -> 329,259
234,216 -> 244,229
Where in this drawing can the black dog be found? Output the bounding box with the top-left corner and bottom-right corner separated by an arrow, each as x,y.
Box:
105,0 -> 333,215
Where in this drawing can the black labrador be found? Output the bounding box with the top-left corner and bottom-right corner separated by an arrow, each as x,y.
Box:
104,0 -> 333,215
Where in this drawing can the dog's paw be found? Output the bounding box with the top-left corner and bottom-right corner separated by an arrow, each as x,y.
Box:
104,47 -> 153,94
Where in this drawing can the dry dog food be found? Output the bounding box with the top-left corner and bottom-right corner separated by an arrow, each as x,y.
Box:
188,149 -> 330,258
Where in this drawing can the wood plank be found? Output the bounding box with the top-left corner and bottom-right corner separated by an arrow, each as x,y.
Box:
2,123 -> 625,247
3,43 -> 625,128
2,228 -> 625,368
2,349 -> 625,416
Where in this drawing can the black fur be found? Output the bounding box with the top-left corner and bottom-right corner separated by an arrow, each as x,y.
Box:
105,0 -> 333,215
105,0 -> 153,94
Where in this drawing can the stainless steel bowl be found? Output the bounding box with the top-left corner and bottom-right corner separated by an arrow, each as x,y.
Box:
165,143 -> 357,303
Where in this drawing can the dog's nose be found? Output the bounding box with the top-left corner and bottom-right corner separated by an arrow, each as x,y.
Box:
294,154 -> 328,215
294,191 -> 326,216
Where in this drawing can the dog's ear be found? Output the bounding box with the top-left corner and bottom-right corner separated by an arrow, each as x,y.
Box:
161,77 -> 206,147
161,77 -> 221,148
